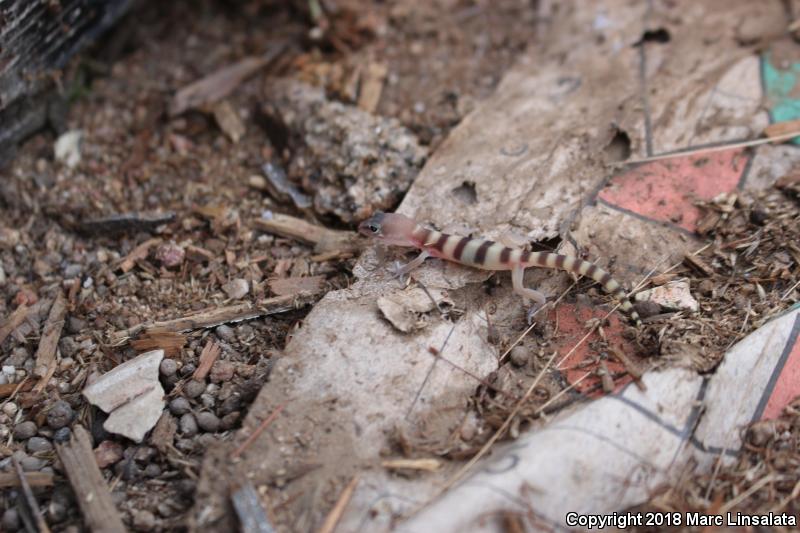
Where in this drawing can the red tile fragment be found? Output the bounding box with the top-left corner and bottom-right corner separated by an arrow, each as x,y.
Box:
598,149 -> 748,233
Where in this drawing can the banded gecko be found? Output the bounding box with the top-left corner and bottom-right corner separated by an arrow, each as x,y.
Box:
358,211 -> 642,326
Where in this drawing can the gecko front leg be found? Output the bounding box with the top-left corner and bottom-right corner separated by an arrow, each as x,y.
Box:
388,251 -> 430,283
511,264 -> 548,324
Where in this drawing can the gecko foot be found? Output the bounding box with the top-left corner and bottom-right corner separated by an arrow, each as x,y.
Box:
526,301 -> 550,325
388,260 -> 410,284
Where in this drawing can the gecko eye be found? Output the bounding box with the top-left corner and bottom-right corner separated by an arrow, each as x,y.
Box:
368,224 -> 380,233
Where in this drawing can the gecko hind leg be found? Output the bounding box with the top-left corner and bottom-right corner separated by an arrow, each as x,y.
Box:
388,251 -> 430,283
512,265 -> 548,324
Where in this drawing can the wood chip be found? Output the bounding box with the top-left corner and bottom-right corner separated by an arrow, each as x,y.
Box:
0,303 -> 29,345
33,291 -> 67,379
381,458 -> 441,472
764,118 -> 800,140
130,330 -> 187,357
213,100 -> 246,143
268,276 -> 326,297
185,244 -> 216,263
317,475 -> 359,533
12,456 -> 51,533
118,238 -> 162,273
0,378 -> 33,399
149,411 -> 177,454
253,213 -> 361,254
194,340 -> 222,381
110,292 -> 322,344
78,211 -> 176,236
357,62 -> 388,113
649,273 -> 676,286
0,471 -> 54,488
169,45 -> 285,116
56,425 -> 126,533
683,253 -> 715,277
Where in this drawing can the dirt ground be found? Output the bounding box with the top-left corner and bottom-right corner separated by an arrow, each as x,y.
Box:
1,0 -> 799,532
0,0 -> 541,530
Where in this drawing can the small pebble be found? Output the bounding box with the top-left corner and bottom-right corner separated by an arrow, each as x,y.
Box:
509,346 -> 528,367
209,360 -> 235,383
13,421 -> 38,440
131,509 -> 157,531
134,446 -> 156,463
2,402 -> 18,417
183,380 -> 205,398
94,440 -> 124,468
159,359 -> 178,376
221,411 -> 240,430
114,458 -> 141,481
179,414 -> 198,437
215,324 -> 236,343
47,400 -> 74,429
155,242 -> 185,269
179,362 -> 196,376
7,347 -> 29,366
48,501 -> 67,523
220,394 -> 241,415
169,397 -> 191,416
59,337 -> 79,357
53,427 -> 71,443
196,412 -> 221,433
176,478 -> 196,498
63,264 -> 83,279
2,508 -> 20,531
157,500 -> 178,518
200,393 -> 216,409
222,278 -> 249,299
26,436 -> 53,453
20,456 -> 46,471
175,438 -> 195,453
144,464 -> 161,478
66,317 -> 87,335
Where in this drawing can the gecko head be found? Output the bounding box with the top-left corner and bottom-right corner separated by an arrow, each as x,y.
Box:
358,211 -> 418,247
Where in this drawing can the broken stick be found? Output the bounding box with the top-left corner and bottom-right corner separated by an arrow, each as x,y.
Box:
34,290 -> 67,379
56,425 -> 126,533
110,292 -> 321,345
253,213 -> 361,254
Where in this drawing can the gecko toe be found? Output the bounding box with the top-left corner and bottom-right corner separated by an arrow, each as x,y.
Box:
526,302 -> 549,325
388,261 -> 409,283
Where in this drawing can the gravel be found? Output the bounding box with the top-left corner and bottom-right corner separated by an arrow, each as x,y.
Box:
20,456 -> 46,471
196,412 -> 221,433
13,420 -> 38,440
509,346 -> 529,367
53,427 -> 71,443
219,394 -> 241,415
169,397 -> 191,416
160,358 -> 178,376
2,402 -> 18,417
46,400 -> 73,429
131,508 -> 156,531
209,360 -> 234,383
179,414 -> 198,437
48,501 -> 67,523
2,508 -> 20,531
215,324 -> 236,343
26,436 -> 54,453
183,380 -> 205,399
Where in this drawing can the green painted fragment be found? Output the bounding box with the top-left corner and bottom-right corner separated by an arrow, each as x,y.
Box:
762,52 -> 800,144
